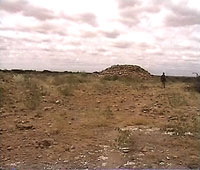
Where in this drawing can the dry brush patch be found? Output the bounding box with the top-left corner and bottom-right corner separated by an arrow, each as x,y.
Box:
0,86 -> 4,108
22,76 -> 42,110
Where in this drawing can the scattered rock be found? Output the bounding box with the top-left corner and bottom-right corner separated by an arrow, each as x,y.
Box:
102,162 -> 107,167
55,100 -> 60,104
142,146 -> 154,152
16,123 -> 34,130
164,131 -> 176,136
35,112 -> 42,118
97,100 -> 101,104
7,146 -> 12,151
70,145 -> 75,150
168,116 -> 178,120
184,132 -> 193,136
98,155 -> 108,161
43,106 -> 53,111
99,65 -> 152,80
36,139 -> 54,149
124,161 -> 136,166
121,147 -> 130,153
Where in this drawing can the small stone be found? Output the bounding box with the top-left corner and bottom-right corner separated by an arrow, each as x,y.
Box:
102,162 -> 107,167
71,145 -> 75,150
38,139 -> 53,149
99,156 -> 108,161
55,100 -> 60,104
43,106 -> 53,111
63,160 -> 69,163
173,155 -> 178,159
124,161 -> 136,166
184,132 -> 193,136
160,161 -> 165,165
121,147 -> 130,153
74,156 -> 79,160
141,146 -> 154,152
7,146 -> 12,151
16,124 -> 34,130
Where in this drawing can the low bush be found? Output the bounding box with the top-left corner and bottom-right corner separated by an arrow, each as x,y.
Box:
0,87 -> 4,108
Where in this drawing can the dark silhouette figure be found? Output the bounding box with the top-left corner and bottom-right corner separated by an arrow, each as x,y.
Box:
161,72 -> 166,88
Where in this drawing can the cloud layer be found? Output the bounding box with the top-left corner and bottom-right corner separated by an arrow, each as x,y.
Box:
0,0 -> 200,76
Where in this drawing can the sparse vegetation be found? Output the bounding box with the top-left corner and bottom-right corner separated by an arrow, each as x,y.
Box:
168,93 -> 188,107
23,77 -> 41,110
0,66 -> 199,169
132,116 -> 154,126
101,75 -> 119,81
116,130 -> 134,148
58,85 -> 74,96
163,119 -> 198,136
0,87 -> 4,108
194,76 -> 200,93
102,106 -> 113,119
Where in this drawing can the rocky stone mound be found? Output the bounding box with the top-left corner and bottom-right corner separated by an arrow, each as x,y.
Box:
99,65 -> 152,80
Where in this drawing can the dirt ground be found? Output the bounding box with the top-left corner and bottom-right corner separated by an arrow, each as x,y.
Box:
0,71 -> 199,169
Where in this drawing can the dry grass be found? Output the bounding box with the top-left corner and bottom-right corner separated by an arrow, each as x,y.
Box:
52,74 -> 89,86
0,87 -> 4,108
132,116 -> 154,126
167,93 -> 188,107
115,130 -> 134,148
23,77 -> 41,110
58,85 -> 74,96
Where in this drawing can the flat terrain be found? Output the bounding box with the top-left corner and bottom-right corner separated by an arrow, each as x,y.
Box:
0,71 -> 199,169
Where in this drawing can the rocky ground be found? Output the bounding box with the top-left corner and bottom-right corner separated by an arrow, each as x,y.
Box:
0,69 -> 199,169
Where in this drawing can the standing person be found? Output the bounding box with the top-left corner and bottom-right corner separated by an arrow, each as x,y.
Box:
161,72 -> 166,88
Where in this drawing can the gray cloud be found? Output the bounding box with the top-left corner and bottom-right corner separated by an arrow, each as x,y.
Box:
0,0 -> 56,21
0,0 -> 28,13
165,13 -> 200,27
0,16 -> 68,37
81,31 -> 97,38
117,0 -> 161,27
33,23 -> 67,36
79,13 -> 98,27
97,48 -> 107,52
113,41 -> 132,48
117,0 -> 141,9
23,7 -> 55,21
63,13 -> 98,27
101,30 -> 120,39
165,2 -> 200,27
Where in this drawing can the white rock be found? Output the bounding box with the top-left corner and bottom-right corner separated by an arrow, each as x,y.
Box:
124,161 -> 136,166
102,162 -> 107,167
99,155 -> 108,161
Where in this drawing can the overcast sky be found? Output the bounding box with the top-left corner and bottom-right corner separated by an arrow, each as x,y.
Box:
0,0 -> 200,76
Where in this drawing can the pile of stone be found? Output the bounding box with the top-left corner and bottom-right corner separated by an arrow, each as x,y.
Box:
99,65 -> 152,80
